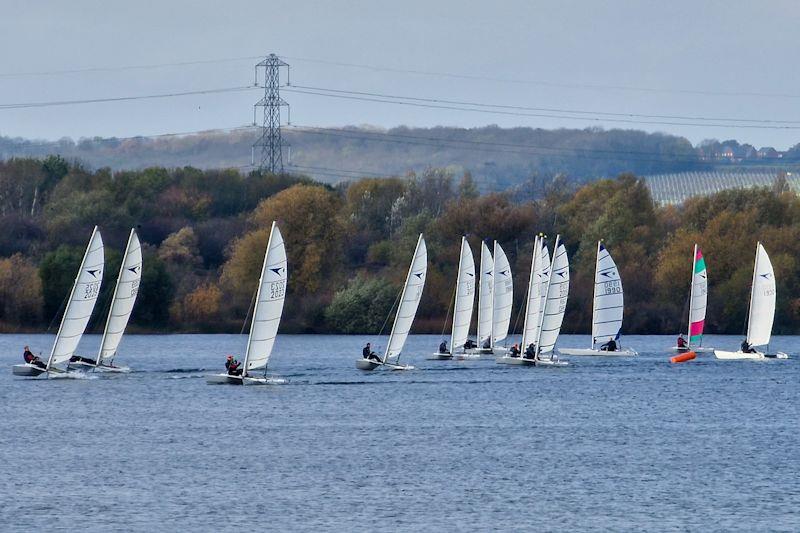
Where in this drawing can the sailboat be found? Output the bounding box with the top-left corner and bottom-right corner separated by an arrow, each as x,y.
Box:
533,235 -> 569,366
714,242 -> 788,360
207,221 -> 288,384
671,244 -> 712,353
560,241 -> 637,356
497,235 -> 548,365
357,233 -> 427,371
70,228 -> 142,372
13,227 -> 105,377
430,236 -> 475,360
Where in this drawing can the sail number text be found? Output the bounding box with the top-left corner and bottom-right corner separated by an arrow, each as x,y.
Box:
83,281 -> 100,299
268,280 -> 286,299
599,280 -> 622,295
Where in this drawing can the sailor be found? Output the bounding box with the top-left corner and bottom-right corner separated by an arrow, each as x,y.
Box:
227,357 -> 243,376
69,355 -> 97,365
481,337 -> 491,350
225,355 -> 234,371
600,337 -> 617,352
23,346 -> 46,369
524,343 -> 536,359
509,343 -> 520,357
741,339 -> 756,353
362,343 -> 381,362
464,339 -> 477,349
438,340 -> 449,354
677,334 -> 687,349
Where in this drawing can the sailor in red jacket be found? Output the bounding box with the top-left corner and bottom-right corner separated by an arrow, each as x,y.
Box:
24,346 -> 46,369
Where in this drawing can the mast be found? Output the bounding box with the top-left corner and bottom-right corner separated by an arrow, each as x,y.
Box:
96,228 -> 136,366
686,243 -> 698,347
48,226 -> 99,371
520,236 -> 539,349
383,234 -> 424,364
744,241 -> 760,344
242,221 -> 277,377
590,240 -> 601,350
535,234 -> 560,360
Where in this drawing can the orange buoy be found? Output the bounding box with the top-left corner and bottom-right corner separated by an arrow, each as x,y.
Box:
670,351 -> 696,363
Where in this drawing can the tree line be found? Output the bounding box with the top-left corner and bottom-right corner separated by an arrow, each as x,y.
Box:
2,155 -> 800,338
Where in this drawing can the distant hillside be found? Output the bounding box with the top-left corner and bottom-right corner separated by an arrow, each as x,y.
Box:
1,125 -> 708,190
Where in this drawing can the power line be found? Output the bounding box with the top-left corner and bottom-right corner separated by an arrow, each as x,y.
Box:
0,86 -> 257,111
282,55 -> 800,100
284,87 -> 800,130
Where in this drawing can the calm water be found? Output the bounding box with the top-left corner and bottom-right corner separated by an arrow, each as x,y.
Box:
1,333 -> 798,531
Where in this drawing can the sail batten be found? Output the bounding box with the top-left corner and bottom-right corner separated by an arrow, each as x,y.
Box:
384,234 -> 427,362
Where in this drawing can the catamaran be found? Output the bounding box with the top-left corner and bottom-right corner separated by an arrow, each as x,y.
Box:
532,235 -> 569,366
560,241 -> 637,356
70,228 -> 142,372
357,234 -> 427,370
497,235 -> 548,365
12,227 -> 105,377
207,221 -> 288,384
671,244 -> 712,353
430,236 -> 475,360
714,242 -> 788,360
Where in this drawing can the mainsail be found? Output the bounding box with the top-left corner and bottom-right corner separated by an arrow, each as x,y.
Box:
48,227 -> 105,368
476,241 -> 494,346
746,242 -> 775,348
242,222 -> 288,373
492,242 -> 513,344
450,237 -> 476,350
591,242 -> 624,348
520,236 -> 541,349
687,244 -> 707,347
384,234 -> 427,362
536,236 -> 569,357
97,228 -> 142,364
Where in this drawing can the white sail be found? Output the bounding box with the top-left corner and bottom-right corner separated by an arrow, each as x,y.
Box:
520,236 -> 541,349
492,242 -> 513,344
450,237 -> 476,350
384,234 -> 427,362
746,242 -> 776,348
535,239 -> 551,343
591,242 -> 624,348
243,222 -> 288,373
48,227 -> 105,368
687,244 -> 708,347
537,236 -> 569,356
476,241 -> 494,346
97,229 -> 142,363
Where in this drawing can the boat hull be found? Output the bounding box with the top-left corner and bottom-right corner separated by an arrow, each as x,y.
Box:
496,356 -> 535,366
94,363 -> 131,373
535,357 -> 569,367
12,363 -> 47,377
356,359 -> 414,371
206,373 -> 279,385
453,352 -> 480,360
427,352 -> 453,360
558,347 -> 637,357
714,350 -> 765,360
671,345 -> 714,353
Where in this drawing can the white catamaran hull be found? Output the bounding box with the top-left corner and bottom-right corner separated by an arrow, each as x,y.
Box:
453,352 -> 480,360
67,359 -> 131,372
356,359 -> 415,371
496,356 -> 535,366
535,357 -> 569,367
427,352 -> 454,360
12,363 -> 48,377
671,346 -> 714,353
558,347 -> 638,357
206,373 -> 285,385
714,350 -> 788,360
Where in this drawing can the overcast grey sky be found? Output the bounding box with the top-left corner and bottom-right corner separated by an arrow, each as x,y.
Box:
2,0 -> 799,148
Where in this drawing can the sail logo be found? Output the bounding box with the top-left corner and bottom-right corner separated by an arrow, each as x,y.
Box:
500,270 -> 509,277
87,269 -> 101,278
485,271 -> 493,276
127,266 -> 140,274
760,272 -> 772,280
413,272 -> 423,279
270,266 -> 285,277
600,271 -> 616,279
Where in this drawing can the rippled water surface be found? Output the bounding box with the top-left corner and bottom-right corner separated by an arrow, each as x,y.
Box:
1,333 -> 798,531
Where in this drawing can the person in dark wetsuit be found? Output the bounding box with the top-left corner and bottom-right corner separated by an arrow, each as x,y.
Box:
676,334 -> 687,350
438,341 -> 449,354
481,337 -> 491,350
524,343 -> 536,359
464,339 -> 477,350
600,337 -> 618,352
741,339 -> 756,353
362,343 -> 381,362
226,356 -> 243,376
69,355 -> 97,365
24,346 -> 46,369
509,344 -> 521,358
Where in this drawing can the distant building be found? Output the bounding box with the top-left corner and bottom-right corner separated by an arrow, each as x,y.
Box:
645,170 -> 800,206
757,147 -> 781,159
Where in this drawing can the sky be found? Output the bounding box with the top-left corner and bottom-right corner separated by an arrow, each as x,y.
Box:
2,0 -> 800,148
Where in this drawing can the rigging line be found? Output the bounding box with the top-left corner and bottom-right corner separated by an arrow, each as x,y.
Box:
284,88 -> 800,130
289,84 -> 800,125
0,86 -> 258,110
0,55 -> 264,79
281,55 -> 800,100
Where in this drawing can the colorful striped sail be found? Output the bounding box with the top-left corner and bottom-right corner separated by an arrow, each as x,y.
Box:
687,245 -> 707,345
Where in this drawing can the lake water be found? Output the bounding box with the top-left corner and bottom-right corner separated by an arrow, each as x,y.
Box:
1,333 -> 798,531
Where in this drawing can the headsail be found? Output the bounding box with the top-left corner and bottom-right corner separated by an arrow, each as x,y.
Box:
384,234 -> 427,362
536,236 -> 569,357
450,237 -> 476,350
746,242 -> 775,348
48,227 -> 105,368
243,222 -> 288,373
591,242 -> 623,348
476,241 -> 494,346
687,244 -> 707,347
97,229 -> 142,363
492,242 -> 513,344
